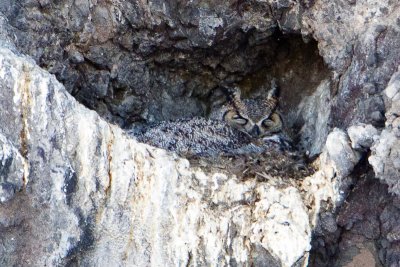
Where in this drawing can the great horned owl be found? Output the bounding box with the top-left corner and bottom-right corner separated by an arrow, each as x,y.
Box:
217,80 -> 283,138
129,80 -> 288,157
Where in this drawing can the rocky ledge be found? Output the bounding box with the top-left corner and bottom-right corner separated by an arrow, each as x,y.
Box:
0,1 -> 400,266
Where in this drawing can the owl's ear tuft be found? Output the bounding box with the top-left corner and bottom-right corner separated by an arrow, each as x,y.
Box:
223,87 -> 243,108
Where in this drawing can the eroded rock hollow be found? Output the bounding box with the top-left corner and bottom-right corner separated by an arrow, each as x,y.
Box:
0,0 -> 400,266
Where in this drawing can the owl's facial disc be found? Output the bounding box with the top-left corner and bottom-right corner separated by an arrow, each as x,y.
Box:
223,110 -> 283,138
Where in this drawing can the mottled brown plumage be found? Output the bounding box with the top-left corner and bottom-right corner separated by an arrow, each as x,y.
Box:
223,79 -> 283,138
129,79 -> 289,157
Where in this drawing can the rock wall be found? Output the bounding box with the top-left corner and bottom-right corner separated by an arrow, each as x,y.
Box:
0,44 -> 316,266
1,0 -> 398,154
370,66 -> 400,194
0,0 -> 400,266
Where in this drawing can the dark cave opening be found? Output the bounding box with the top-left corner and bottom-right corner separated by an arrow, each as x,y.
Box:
0,0 -> 335,156
111,32 -> 334,158
2,0 -> 333,156
65,31 -> 334,156
231,34 -> 333,155
109,34 -> 334,175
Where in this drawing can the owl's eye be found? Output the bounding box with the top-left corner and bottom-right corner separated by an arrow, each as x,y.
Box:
261,118 -> 273,128
232,114 -> 248,125
260,113 -> 283,134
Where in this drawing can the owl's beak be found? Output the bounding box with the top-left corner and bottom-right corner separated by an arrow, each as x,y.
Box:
249,125 -> 261,138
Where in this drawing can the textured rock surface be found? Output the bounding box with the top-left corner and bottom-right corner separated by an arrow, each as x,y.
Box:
0,0 -> 400,266
1,0 -> 398,156
370,66 -> 400,194
0,45 -> 315,266
0,133 -> 25,203
309,171 -> 400,267
325,128 -> 361,178
348,123 -> 378,150
0,0 -> 332,154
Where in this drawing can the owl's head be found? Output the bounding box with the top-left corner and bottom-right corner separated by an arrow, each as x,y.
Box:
222,81 -> 282,138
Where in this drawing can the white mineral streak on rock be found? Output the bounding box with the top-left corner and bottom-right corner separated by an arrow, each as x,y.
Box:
120,157 -> 311,266
296,79 -> 332,157
8,55 -> 24,106
348,124 -> 379,150
385,65 -> 400,100
303,0 -> 396,71
369,67 -> 400,194
0,45 -> 315,266
370,130 -> 397,175
302,169 -> 335,224
0,40 -> 377,266
302,128 -> 364,226
325,128 -> 361,178
199,14 -> 223,39
0,33 -> 387,266
252,185 -> 311,265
